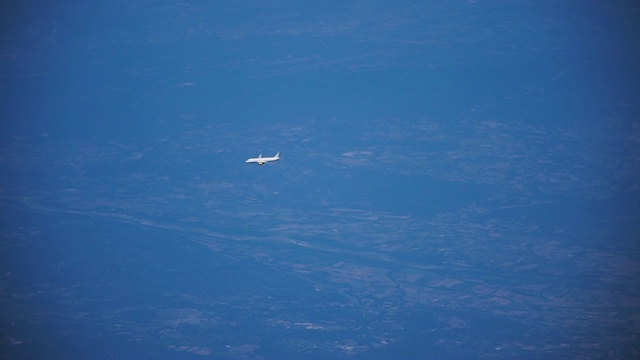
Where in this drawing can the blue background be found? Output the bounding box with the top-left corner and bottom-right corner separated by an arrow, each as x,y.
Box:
1,1 -> 639,359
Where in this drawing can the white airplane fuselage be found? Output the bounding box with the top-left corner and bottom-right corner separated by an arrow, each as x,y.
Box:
245,152 -> 280,165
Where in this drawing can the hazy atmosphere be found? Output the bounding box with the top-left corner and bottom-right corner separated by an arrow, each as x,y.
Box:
1,1 -> 639,359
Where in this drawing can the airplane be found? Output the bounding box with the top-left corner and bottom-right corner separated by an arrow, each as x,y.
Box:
245,152 -> 280,165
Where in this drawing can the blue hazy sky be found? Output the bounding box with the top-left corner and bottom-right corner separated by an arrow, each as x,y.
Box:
1,1 -> 639,359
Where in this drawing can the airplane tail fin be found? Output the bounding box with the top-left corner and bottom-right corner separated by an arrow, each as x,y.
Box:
275,152 -> 280,159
